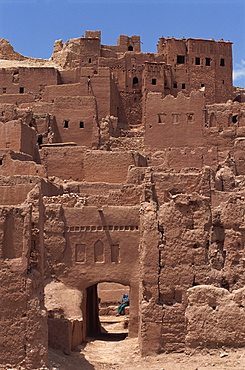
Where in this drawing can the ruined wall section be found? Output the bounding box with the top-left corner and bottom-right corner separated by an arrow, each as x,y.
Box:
0,200 -> 49,369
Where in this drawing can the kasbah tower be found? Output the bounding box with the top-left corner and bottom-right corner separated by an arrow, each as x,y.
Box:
0,30 -> 245,369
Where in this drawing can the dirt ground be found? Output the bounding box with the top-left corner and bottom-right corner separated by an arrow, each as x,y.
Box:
49,316 -> 245,370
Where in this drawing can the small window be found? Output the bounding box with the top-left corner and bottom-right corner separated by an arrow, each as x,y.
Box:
80,121 -> 84,128
152,78 -> 157,85
182,83 -> 186,89
88,58 -> 92,63
164,82 -> 167,87
232,115 -> 238,124
220,58 -> 225,66
177,55 -> 185,64
133,77 -> 138,86
187,113 -> 194,122
37,135 -> 43,147
222,80 -> 225,84
173,82 -> 177,88
63,120 -> 69,128
19,87 -> 24,94
195,57 -> 200,65
201,83 -> 205,87
128,45 -> 133,51
0,159 -> 2,165
206,58 -> 211,66
172,113 -> 179,124
2,87 -> 6,94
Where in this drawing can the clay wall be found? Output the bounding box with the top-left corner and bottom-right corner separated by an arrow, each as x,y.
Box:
0,176 -> 62,205
40,147 -> 146,183
0,150 -> 46,177
44,204 -> 140,336
0,204 -> 49,369
80,37 -> 101,67
83,150 -> 146,183
148,146 -> 218,171
52,96 -> 97,147
0,67 -> 58,95
102,35 -> 141,54
157,37 -> 232,103
145,91 -> 205,149
40,146 -> 87,181
0,119 -> 37,158
80,67 -> 112,120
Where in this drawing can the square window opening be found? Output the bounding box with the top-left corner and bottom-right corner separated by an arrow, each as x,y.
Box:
19,87 -> 24,94
173,82 -> 177,88
220,58 -> 225,66
206,58 -> 211,66
195,57 -> 200,65
177,55 -> 185,64
80,121 -> 84,128
201,83 -> 205,87
182,83 -> 186,89
152,78 -> 157,85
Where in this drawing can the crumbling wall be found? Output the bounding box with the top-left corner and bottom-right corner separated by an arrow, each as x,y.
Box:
0,201 -> 49,369
186,286 -> 245,349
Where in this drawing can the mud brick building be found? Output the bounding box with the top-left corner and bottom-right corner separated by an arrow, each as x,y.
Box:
0,31 -> 245,369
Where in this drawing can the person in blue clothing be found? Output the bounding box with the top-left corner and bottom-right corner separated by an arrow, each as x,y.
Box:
117,294 -> 130,315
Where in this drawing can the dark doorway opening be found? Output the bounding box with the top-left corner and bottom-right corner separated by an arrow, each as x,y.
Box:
86,283 -> 129,341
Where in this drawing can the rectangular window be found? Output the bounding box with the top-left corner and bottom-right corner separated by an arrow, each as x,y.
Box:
2,87 -> 6,94
111,244 -> 120,263
201,83 -> 205,87
177,55 -> 185,64
152,78 -> 157,85
195,57 -> 200,65
80,121 -> 84,128
158,113 -> 166,124
75,244 -> 86,263
172,113 -> 179,124
220,58 -> 225,66
19,87 -> 24,93
63,120 -> 69,128
173,82 -> 177,88
206,57 -> 211,66
182,83 -> 186,89
187,113 -> 194,123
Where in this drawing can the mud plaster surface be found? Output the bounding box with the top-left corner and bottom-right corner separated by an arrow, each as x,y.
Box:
49,319 -> 245,370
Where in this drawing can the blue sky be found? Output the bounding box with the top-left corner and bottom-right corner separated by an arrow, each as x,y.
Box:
0,0 -> 244,87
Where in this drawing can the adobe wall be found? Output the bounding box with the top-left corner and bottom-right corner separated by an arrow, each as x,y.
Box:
0,176 -> 62,206
157,37 -> 233,104
0,203 -> 49,369
145,91 -> 205,149
43,203 -> 140,337
0,150 -> 46,177
139,186 -> 245,354
40,147 -> 147,183
0,119 -> 37,158
0,67 -> 58,95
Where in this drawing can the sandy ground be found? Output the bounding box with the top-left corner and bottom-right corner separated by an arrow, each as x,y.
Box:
49,316 -> 245,370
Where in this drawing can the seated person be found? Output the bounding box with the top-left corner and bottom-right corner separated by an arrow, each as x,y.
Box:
117,294 -> 129,315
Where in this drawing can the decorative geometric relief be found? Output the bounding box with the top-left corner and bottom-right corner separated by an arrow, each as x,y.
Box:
111,244 -> 120,263
94,240 -> 104,263
75,243 -> 86,263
